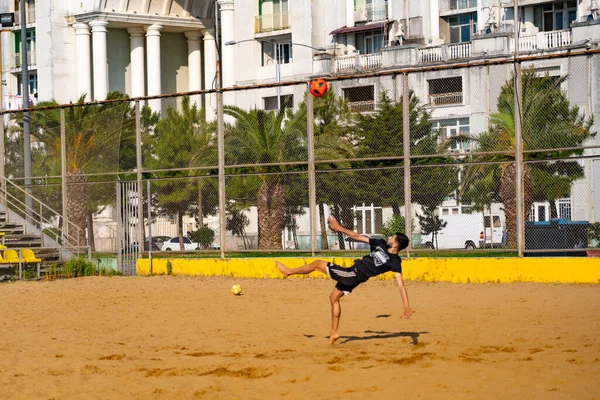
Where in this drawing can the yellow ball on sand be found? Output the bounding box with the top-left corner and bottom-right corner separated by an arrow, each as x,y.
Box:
231,284 -> 242,296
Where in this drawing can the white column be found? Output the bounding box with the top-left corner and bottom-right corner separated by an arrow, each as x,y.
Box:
217,0 -> 235,88
128,27 -> 145,98
185,31 -> 202,106
146,24 -> 162,113
90,20 -> 109,101
73,22 -> 92,101
203,29 -> 217,121
429,0 -> 441,45
346,0 -> 355,27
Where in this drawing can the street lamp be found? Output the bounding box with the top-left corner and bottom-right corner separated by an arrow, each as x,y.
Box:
225,39 -> 326,109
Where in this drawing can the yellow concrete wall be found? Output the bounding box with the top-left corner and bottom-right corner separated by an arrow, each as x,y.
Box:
136,257 -> 600,284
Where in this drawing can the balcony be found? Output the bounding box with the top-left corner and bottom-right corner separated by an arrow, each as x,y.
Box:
254,11 -> 290,34
418,42 -> 471,63
335,53 -> 382,73
354,1 -> 388,22
11,51 -> 37,71
516,29 -> 572,52
428,92 -> 463,106
440,0 -> 477,12
13,9 -> 36,26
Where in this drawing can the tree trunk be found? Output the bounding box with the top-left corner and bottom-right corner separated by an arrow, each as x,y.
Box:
257,179 -> 285,250
501,163 -> 534,248
66,170 -> 88,247
86,211 -> 96,252
333,204 -> 345,250
197,181 -> 204,227
319,203 -> 329,250
177,211 -> 185,251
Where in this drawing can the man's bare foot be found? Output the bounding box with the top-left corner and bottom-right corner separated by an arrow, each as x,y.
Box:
329,332 -> 340,345
275,261 -> 291,278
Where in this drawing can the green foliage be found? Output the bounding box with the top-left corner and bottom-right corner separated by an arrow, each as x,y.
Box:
417,207 -> 447,249
589,223 -> 600,247
166,260 -> 173,275
189,225 -> 215,249
61,257 -> 96,278
380,214 -> 412,237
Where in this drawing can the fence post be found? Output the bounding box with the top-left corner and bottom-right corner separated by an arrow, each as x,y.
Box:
60,108 -> 68,242
217,89 -> 226,258
402,72 -> 412,255
135,100 -> 144,264
116,181 -> 122,273
147,180 -> 152,275
307,84 -> 316,256
514,61 -> 525,257
0,114 -> 5,205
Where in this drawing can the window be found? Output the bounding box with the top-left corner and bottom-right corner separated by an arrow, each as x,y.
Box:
17,71 -> 37,96
557,198 -> 572,220
264,94 -> 293,110
259,0 -> 288,15
535,1 -> 577,32
14,28 -> 35,54
449,13 -> 477,43
343,85 -> 375,112
261,42 -> 292,66
432,118 -> 470,152
353,204 -> 383,234
355,29 -> 384,54
428,77 -> 463,106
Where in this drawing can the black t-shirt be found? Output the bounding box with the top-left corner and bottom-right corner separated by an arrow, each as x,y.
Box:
354,238 -> 402,283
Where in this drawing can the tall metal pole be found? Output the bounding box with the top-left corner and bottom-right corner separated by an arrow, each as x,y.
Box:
135,101 -> 144,262
275,43 -> 281,109
306,85 -> 316,256
0,114 -> 5,205
514,0 -> 525,257
217,89 -> 226,259
20,2 -> 32,223
60,108 -> 67,241
402,73 -> 412,255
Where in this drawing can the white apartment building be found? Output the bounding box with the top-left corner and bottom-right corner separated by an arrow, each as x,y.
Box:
0,0 -> 599,249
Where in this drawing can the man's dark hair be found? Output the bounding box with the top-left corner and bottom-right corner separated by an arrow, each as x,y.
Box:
394,232 -> 409,250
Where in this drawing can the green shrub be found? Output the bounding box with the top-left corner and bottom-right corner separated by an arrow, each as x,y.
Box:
166,260 -> 173,275
189,225 -> 215,249
61,258 -> 96,278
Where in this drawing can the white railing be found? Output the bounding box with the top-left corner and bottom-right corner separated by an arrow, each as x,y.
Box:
254,11 -> 290,33
419,46 -> 443,63
359,53 -> 382,70
11,51 -> 36,69
349,100 -> 376,113
518,29 -> 572,52
335,53 -> 382,73
440,0 -> 477,11
447,42 -> 471,60
14,9 -> 36,25
429,92 -> 463,106
335,55 -> 356,73
355,0 -> 388,22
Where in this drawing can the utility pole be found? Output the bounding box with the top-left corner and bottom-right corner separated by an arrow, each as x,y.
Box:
20,3 -> 32,223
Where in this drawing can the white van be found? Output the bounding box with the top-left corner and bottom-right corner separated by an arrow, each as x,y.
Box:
420,213 -> 504,249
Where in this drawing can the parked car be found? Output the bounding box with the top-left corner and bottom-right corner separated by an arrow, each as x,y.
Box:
121,235 -> 172,253
420,213 -> 504,250
161,236 -> 201,251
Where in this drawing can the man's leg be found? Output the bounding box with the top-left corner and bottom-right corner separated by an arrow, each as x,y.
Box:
329,287 -> 345,345
276,260 -> 328,278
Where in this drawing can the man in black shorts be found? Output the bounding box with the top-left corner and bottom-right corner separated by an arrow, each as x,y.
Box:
276,216 -> 414,344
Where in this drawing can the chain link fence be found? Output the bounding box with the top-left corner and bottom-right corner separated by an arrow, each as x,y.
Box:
1,51 -> 599,273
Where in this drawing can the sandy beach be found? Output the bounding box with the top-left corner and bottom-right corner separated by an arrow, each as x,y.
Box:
1,276 -> 599,399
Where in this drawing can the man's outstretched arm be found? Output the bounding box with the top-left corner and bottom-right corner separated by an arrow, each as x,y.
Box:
394,272 -> 414,319
328,216 -> 370,244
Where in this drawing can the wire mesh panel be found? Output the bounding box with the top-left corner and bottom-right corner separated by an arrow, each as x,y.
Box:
224,172 -> 308,251
224,84 -> 309,167
315,168 -> 405,251
87,181 -> 118,254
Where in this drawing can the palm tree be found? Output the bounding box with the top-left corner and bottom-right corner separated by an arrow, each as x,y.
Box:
10,92 -> 135,248
457,67 -> 594,247
223,106 -> 306,249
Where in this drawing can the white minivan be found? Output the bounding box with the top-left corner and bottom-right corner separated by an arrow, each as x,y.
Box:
420,213 -> 504,250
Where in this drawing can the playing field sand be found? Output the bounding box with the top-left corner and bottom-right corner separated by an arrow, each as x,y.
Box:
1,276 -> 599,399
